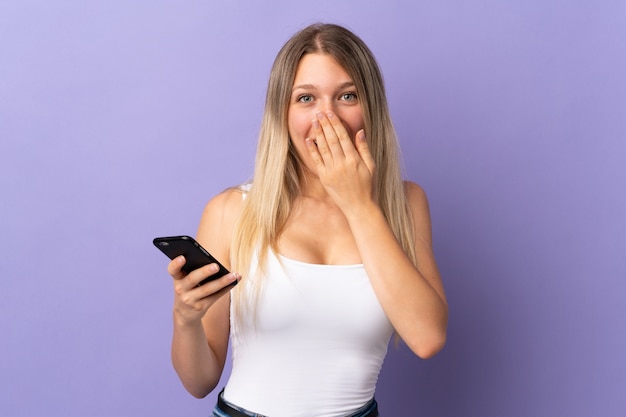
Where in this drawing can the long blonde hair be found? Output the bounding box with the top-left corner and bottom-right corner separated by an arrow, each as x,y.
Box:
231,23 -> 416,318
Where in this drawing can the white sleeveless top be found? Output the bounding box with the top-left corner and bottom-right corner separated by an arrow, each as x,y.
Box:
223,250 -> 394,417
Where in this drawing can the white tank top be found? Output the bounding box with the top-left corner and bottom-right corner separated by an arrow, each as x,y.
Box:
223,250 -> 394,417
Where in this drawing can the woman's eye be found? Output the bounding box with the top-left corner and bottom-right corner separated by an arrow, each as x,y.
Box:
341,92 -> 357,101
298,95 -> 313,103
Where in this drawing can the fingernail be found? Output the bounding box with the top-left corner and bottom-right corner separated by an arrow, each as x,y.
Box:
316,112 -> 324,120
210,264 -> 219,272
312,119 -> 320,129
326,111 -> 334,119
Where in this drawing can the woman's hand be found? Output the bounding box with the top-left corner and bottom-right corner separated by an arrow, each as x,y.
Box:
305,111 -> 376,211
168,256 -> 240,325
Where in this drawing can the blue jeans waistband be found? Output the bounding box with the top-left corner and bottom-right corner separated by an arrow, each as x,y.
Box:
212,389 -> 379,417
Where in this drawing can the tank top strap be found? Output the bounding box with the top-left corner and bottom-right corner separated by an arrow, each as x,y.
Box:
238,182 -> 252,199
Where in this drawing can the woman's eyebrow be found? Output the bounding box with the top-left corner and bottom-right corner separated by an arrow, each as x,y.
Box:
292,81 -> 355,91
336,81 -> 355,89
292,83 -> 317,91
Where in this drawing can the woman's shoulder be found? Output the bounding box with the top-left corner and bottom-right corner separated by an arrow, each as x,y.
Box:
203,184 -> 248,217
402,180 -> 433,234
199,184 -> 249,231
196,185 -> 248,256
403,180 -> 428,203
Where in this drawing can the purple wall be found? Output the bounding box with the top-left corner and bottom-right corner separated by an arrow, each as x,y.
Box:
2,1 -> 624,416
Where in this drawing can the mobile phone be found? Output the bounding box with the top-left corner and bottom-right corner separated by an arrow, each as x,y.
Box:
153,235 -> 234,287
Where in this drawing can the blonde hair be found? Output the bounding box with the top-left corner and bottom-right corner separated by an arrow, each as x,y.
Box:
231,23 -> 416,319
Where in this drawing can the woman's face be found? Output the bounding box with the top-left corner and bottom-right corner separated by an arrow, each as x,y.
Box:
287,53 -> 365,175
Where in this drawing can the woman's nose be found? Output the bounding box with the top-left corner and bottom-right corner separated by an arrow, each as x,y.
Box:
315,98 -> 335,115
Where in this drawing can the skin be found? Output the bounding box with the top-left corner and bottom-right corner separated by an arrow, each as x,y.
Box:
168,52 -> 448,398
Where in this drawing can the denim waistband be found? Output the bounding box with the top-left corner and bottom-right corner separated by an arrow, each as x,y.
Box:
212,389 -> 379,417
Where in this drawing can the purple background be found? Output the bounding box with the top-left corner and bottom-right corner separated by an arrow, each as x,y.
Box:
2,1 -> 625,416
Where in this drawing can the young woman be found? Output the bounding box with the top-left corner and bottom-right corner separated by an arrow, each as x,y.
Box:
166,23 -> 448,417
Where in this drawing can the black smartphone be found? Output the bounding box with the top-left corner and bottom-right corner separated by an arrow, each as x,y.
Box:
153,235 -> 234,287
